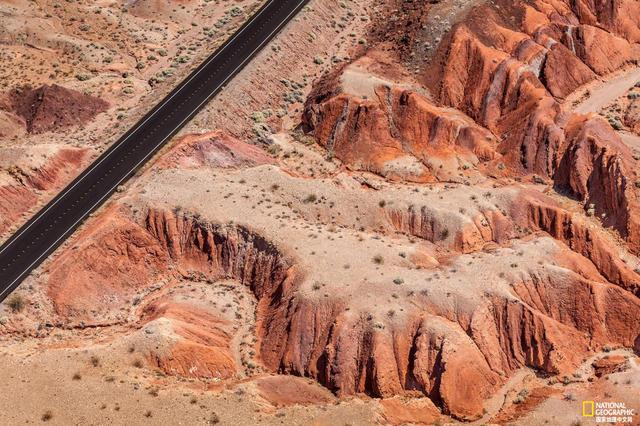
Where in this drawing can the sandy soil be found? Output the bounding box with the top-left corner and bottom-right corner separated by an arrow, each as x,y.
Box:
566,65 -> 640,154
0,0 -> 267,241
568,67 -> 640,115
0,0 -> 390,424
1,0 -> 640,424
0,345 -> 378,425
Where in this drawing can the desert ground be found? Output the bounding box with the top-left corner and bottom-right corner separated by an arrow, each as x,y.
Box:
0,0 -> 639,425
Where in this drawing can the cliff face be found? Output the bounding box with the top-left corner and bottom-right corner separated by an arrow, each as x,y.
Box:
305,0 -> 640,251
304,73 -> 498,182
439,0 -> 640,248
145,209 -> 296,302
6,0 -> 640,423
78,208 -> 635,421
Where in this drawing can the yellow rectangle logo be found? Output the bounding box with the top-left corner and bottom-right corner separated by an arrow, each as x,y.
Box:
583,401 -> 595,417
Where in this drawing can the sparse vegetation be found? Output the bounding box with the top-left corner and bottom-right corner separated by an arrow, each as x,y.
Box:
6,295 -> 25,313
3,2 -> 639,423
512,388 -> 529,404
208,412 -> 220,425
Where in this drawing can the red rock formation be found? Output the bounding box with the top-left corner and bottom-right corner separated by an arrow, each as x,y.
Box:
555,117 -> 639,237
47,207 -> 170,319
0,147 -> 88,236
436,0 -> 640,250
43,206 -> 640,420
2,84 -> 109,134
303,70 -> 498,182
436,0 -> 638,107
514,191 -> 640,296
385,204 -> 514,253
143,300 -> 237,379
592,354 -> 629,377
142,209 -> 640,421
305,0 -> 640,250
143,210 -> 501,419
542,43 -> 597,99
144,210 -> 295,300
157,131 -> 275,169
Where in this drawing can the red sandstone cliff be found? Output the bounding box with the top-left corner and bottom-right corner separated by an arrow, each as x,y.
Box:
304,0 -> 640,251
7,0 -> 640,423
44,206 -> 640,420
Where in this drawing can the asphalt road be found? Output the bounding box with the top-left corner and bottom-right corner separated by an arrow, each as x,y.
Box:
0,0 -> 309,300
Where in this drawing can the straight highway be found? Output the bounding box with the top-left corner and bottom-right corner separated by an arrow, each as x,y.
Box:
0,0 -> 310,299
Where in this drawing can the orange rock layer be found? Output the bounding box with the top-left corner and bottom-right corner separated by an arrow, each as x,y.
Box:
304,0 -> 640,251
0,147 -> 88,236
46,208 -> 639,420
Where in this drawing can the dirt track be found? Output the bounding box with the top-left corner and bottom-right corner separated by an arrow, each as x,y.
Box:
571,67 -> 640,114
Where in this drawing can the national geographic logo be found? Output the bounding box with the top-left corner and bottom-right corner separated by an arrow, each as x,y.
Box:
583,401 -> 635,423
583,401 -> 595,417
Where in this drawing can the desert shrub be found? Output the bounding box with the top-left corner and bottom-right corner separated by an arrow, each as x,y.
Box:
7,295 -> 24,313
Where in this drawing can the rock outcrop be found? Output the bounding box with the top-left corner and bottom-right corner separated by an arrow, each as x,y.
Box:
46,207 -> 170,318
304,0 -> 640,251
512,190 -> 640,296
143,210 -> 640,420
45,206 -> 639,421
142,299 -> 237,380
157,131 -> 275,170
304,60 -> 498,182
435,0 -> 640,249
385,202 -> 514,254
0,146 -> 88,236
1,84 -> 108,134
